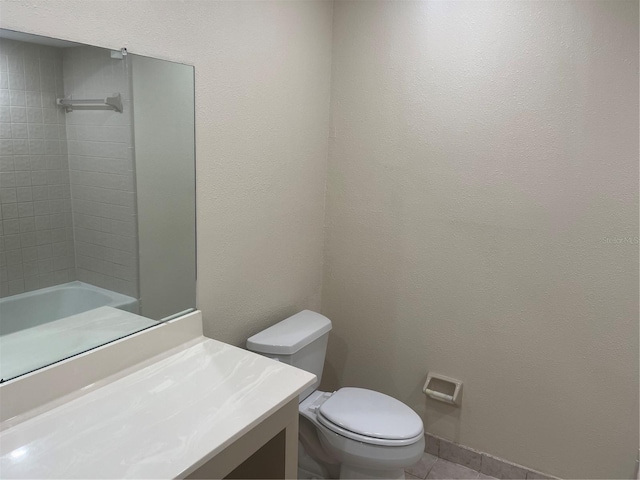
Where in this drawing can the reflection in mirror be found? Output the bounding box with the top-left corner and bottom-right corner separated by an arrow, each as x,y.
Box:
0,30 -> 196,382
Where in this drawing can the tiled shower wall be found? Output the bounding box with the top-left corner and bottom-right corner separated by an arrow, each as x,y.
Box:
63,46 -> 138,298
0,41 -> 138,299
0,39 -> 75,298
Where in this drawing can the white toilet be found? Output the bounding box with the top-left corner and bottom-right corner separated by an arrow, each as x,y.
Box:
246,310 -> 425,479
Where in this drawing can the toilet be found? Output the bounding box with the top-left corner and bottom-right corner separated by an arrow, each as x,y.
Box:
246,310 -> 425,479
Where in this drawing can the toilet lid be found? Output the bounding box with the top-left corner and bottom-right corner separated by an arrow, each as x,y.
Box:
318,387 -> 424,441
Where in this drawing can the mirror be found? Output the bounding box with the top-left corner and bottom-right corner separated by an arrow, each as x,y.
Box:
0,30 -> 196,382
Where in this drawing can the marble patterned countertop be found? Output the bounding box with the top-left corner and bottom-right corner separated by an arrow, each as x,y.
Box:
0,337 -> 316,479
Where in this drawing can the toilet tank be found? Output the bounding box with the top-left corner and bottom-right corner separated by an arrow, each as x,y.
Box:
246,310 -> 332,401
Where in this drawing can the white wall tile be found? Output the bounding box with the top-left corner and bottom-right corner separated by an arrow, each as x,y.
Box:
0,139 -> 13,155
27,123 -> 43,138
23,260 -> 39,277
13,155 -> 30,170
3,218 -> 19,234
9,106 -> 26,123
25,90 -> 41,107
0,123 -> 11,138
8,73 -> 25,91
26,107 -> 43,124
0,107 -> 11,123
18,217 -> 34,232
42,108 -> 57,124
12,138 -> 28,154
2,203 -> 18,218
11,123 -> 28,139
0,171 -> 15,187
23,275 -> 39,291
7,278 -> 25,295
9,90 -> 25,106
4,234 -> 21,251
16,187 -> 33,202
0,187 -> 16,203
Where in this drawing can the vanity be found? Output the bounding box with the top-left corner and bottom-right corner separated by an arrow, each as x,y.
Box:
0,311 -> 316,478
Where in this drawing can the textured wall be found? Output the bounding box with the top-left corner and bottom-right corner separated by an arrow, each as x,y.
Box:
0,38 -> 75,297
63,45 -> 138,298
323,1 -> 638,479
0,0 -> 333,343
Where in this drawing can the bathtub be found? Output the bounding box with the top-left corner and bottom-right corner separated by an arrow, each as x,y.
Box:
0,281 -> 139,336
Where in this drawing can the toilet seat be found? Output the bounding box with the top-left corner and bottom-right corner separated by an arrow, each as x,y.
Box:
316,387 -> 424,447
317,412 -> 424,446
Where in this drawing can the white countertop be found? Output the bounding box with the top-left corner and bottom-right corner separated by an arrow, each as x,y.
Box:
0,337 -> 316,479
0,307 -> 158,381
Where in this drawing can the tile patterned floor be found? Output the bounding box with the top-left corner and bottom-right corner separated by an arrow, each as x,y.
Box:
406,453 -> 499,480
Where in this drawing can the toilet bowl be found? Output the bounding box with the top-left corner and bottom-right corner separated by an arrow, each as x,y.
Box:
246,310 -> 425,479
300,389 -> 425,479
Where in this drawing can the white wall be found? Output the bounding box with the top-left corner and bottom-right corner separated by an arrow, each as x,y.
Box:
323,1 -> 638,479
0,0 -> 333,344
132,54 -> 195,321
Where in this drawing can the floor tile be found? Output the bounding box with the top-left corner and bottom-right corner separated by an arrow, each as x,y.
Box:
406,452 -> 438,479
427,459 -> 480,479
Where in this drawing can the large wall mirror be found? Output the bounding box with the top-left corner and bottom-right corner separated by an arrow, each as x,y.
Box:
0,29 -> 196,382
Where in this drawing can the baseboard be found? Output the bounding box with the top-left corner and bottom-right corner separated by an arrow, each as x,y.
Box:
424,433 -> 561,480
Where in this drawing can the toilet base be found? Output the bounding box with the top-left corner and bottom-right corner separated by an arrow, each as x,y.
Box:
298,441 -> 331,479
298,447 -> 405,480
339,464 -> 405,479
